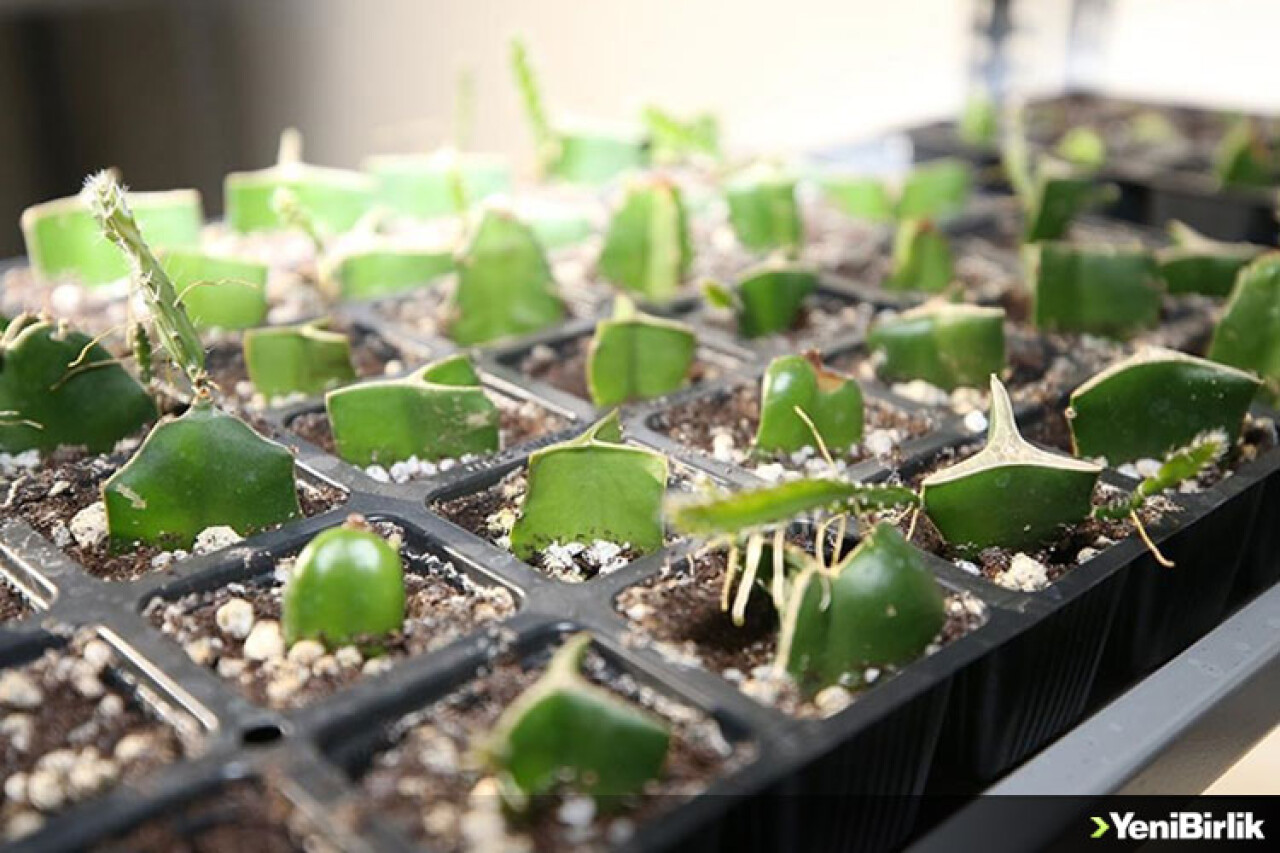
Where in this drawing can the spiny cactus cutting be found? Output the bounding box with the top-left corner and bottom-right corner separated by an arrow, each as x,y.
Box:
282,519 -> 406,649
449,209 -> 566,346
886,219 -> 954,292
243,322 -> 356,400
725,164 -> 803,253
1208,252 -> 1280,398
587,296 -> 696,407
0,315 -> 156,453
1031,243 -> 1163,338
755,351 -> 863,454
668,479 -> 919,538
225,128 -> 374,234
598,177 -> 692,301
485,633 -> 669,807
510,411 -> 667,560
867,303 -> 1006,391
921,376 -> 1102,553
1157,221 -> 1265,297
1068,348 -> 1261,464
326,353 -> 499,466
703,262 -> 818,338
363,149 -> 512,220
85,171 -> 302,549
161,249 -> 269,330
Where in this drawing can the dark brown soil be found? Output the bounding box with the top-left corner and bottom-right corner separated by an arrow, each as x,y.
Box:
618,542 -> 985,717
1,636 -> 187,843
144,521 -> 516,710
649,382 -> 934,470
287,393 -> 569,461
3,433 -> 346,582
0,576 -> 32,623
92,780 -> 318,853
517,334 -> 735,403
355,641 -> 750,853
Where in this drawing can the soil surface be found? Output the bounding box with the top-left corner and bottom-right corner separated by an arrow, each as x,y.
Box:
355,640 -> 750,853
618,542 -> 986,717
649,381 -> 934,476
702,292 -> 877,348
3,431 -> 345,582
516,334 -> 737,404
145,521 -> 516,710
0,577 -> 32,623
1,634 -> 187,843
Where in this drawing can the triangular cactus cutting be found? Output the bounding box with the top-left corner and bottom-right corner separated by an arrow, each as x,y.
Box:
755,351 -> 863,454
1068,348 -> 1261,464
587,296 -> 696,408
1031,243 -> 1163,339
867,302 -> 1006,391
161,249 -> 269,330
885,219 -> 953,292
778,523 -> 946,692
0,315 -> 157,453
1208,253 -> 1280,398
724,164 -> 803,253
704,262 -> 818,339
598,177 -> 692,301
243,322 -> 356,399
921,376 -> 1102,553
449,209 -> 566,346
1157,221 -> 1265,297
485,633 -> 669,806
510,411 -> 667,560
326,353 -> 499,466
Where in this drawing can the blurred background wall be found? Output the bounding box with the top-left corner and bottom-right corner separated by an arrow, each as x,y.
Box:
0,0 -> 1278,256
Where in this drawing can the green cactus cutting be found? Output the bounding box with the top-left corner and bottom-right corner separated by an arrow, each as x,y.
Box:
225,128 -> 373,234
486,633 -> 669,807
1094,434 -> 1228,523
1214,118 -> 1277,188
161,249 -> 269,330
598,177 -> 692,301
668,479 -> 919,538
755,351 -> 863,454
725,164 -> 803,253
510,411 -> 667,560
1004,119 -> 1115,241
886,219 -> 954,292
821,159 -> 971,223
818,175 -> 894,223
1208,253 -> 1280,398
1068,349 -> 1261,464
282,520 -> 406,649
1157,221 -> 1265,297
703,263 -> 818,339
243,322 -> 356,399
778,523 -> 945,692
515,197 -> 595,250
0,315 -> 156,453
1031,243 -> 1162,338
326,353 -> 499,466
642,105 -> 721,164
21,188 -> 202,286
449,209 -> 566,346
85,171 -> 302,549
331,246 -> 456,300
958,91 -> 998,148
921,376 -> 1102,553
510,38 -> 649,184
586,296 -> 696,407
867,303 -> 1006,391
364,150 -> 511,220
1054,126 -> 1107,171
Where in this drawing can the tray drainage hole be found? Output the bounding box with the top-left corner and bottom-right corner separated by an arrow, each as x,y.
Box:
243,722 -> 285,746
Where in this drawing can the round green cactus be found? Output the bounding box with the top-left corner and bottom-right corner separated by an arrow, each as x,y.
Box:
282,521 -> 405,649
755,352 -> 863,454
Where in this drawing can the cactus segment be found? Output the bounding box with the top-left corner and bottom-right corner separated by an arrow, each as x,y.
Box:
1054,126 -> 1107,170
552,126 -> 650,184
715,264 -> 818,339
896,159 -> 972,220
243,322 -> 356,399
364,150 -> 511,220
642,106 -> 721,164
1157,221 -> 1265,297
586,297 -> 696,407
1214,118 -> 1277,188
886,219 -> 953,292
1024,169 -> 1116,242
0,315 -> 156,453
922,376 -> 1101,553
225,129 -> 373,234
819,176 -> 894,222
668,479 -> 918,538
1031,243 -> 1162,339
725,166 -> 803,253
868,303 -> 1006,391
161,250 -> 269,330
332,247 -> 455,300
1208,253 -> 1280,399
755,352 -> 863,454
103,402 -> 301,549
780,523 -> 945,692
21,189 -> 202,286
326,354 -> 499,466
1069,349 -> 1260,464
510,412 -> 667,560
598,178 -> 692,300
449,210 -> 565,346
282,522 -> 406,649
486,633 -> 669,806
958,92 -> 999,148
